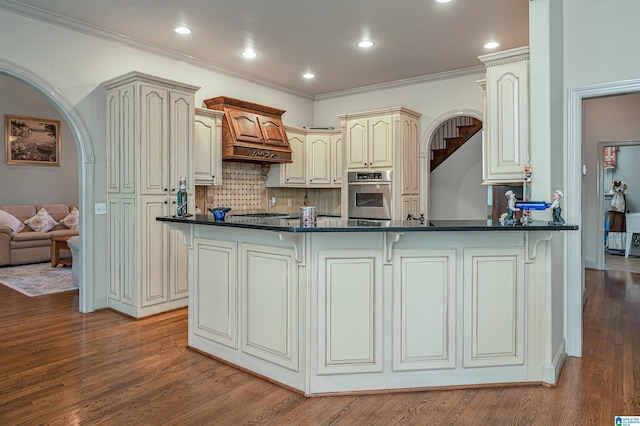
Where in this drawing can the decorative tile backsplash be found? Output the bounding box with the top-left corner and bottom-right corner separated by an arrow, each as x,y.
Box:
195,162 -> 342,215
201,162 -> 266,211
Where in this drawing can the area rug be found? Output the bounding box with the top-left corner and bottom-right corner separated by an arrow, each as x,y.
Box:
0,262 -> 77,297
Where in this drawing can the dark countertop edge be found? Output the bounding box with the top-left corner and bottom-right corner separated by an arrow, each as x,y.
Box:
156,216 -> 579,233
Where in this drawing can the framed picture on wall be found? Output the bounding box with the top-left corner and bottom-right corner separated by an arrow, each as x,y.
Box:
5,114 -> 61,166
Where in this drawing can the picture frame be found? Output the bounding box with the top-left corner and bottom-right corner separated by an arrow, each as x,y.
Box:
5,114 -> 61,166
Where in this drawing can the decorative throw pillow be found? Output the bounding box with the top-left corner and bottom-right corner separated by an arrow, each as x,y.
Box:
0,209 -> 24,234
60,207 -> 79,230
23,208 -> 59,232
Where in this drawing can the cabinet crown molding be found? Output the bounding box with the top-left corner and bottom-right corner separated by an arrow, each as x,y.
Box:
478,46 -> 530,68
103,70 -> 200,93
337,106 -> 421,121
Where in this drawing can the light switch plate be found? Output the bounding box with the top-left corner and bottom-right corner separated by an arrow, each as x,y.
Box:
95,203 -> 107,215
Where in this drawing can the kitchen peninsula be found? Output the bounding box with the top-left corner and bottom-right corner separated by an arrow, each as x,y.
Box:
158,215 -> 577,396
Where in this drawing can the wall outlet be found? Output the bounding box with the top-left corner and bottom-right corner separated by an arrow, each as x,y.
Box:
270,197 -> 276,207
95,203 -> 107,215
287,198 -> 292,206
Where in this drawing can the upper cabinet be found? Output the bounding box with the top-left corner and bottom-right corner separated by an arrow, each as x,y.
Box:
106,72 -> 197,196
266,127 -> 342,188
194,108 -> 224,186
203,96 -> 292,163
478,47 -> 530,185
342,115 -> 393,169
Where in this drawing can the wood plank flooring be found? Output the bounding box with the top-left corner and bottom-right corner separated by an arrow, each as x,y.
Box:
1,267 -> 639,425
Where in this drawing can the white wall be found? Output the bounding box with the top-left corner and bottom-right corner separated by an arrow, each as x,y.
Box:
582,93 -> 640,267
314,73 -> 486,218
0,76 -> 78,205
0,10 -> 314,308
429,132 -> 486,220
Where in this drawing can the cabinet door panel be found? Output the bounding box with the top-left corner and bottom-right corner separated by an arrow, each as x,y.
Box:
346,120 -> 367,168
227,110 -> 264,144
284,131 -> 306,185
369,116 -> 393,168
140,85 -> 169,194
331,134 -> 343,185
308,135 -> 331,185
169,91 -> 194,193
393,249 -> 456,370
317,250 -> 383,374
258,117 -> 288,147
194,239 -> 237,348
141,197 -> 169,307
242,244 -> 299,371
463,247 -> 524,367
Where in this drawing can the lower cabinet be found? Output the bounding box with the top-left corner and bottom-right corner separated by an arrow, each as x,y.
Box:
108,196 -> 189,318
192,238 -> 299,371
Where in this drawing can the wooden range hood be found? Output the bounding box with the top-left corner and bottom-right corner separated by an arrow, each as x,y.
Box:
203,96 -> 292,164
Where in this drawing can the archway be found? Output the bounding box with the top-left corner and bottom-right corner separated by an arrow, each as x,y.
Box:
1,59 -> 96,313
419,109 -> 483,220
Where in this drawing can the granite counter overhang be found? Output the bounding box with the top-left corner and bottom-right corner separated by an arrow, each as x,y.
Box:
157,215 -> 579,233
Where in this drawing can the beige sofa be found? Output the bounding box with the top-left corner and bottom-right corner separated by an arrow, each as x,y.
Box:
0,204 -> 79,267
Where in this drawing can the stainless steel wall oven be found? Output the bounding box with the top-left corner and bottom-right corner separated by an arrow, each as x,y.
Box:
347,170 -> 392,220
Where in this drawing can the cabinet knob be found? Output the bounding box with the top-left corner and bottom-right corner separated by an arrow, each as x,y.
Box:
164,200 -> 168,204
172,200 -> 176,204
164,188 -> 168,192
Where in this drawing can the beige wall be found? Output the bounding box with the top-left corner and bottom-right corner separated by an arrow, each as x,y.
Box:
0,76 -> 78,206
582,93 -> 640,267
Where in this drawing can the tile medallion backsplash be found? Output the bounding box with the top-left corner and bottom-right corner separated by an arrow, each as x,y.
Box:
202,162 -> 266,212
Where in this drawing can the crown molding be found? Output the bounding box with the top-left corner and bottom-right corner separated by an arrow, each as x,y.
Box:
314,66 -> 485,101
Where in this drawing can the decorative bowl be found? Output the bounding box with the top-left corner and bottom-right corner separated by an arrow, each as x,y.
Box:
208,207 -> 231,221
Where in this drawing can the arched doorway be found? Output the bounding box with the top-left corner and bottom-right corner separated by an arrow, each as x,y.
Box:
420,109 -> 483,220
1,59 -> 96,313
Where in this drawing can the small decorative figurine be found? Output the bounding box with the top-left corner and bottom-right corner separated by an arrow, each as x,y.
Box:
548,190 -> 565,225
504,190 -> 520,225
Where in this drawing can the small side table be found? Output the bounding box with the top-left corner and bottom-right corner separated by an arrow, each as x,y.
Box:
51,236 -> 72,267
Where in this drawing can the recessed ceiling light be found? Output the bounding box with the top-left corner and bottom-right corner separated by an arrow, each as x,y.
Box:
357,40 -> 375,48
174,26 -> 191,35
484,42 -> 500,49
303,73 -> 315,79
436,0 -> 452,3
242,49 -> 258,59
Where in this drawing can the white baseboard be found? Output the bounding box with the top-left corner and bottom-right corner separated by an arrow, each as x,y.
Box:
542,339 -> 567,384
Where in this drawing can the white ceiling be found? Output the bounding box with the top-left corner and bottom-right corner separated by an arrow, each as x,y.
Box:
0,0 -> 529,97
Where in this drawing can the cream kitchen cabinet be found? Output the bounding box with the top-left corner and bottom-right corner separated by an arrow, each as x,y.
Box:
266,127 -> 341,188
338,107 -> 421,219
105,71 -> 199,318
307,130 -> 341,187
266,127 -> 306,187
342,114 -> 393,169
478,47 -> 530,185
194,108 -> 224,186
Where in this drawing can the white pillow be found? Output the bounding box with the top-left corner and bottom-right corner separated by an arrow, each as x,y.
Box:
24,208 -> 59,232
60,207 -> 79,230
0,209 -> 24,234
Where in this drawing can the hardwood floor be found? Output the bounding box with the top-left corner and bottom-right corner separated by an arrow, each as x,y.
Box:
1,269 -> 639,425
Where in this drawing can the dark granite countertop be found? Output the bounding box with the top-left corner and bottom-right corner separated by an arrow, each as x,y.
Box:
157,214 -> 579,233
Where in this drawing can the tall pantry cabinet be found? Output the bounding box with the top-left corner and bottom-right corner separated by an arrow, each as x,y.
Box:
104,71 -> 199,318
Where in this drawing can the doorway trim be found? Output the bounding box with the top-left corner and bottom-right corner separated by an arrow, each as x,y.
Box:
567,78 -> 640,357
1,59 -> 96,313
